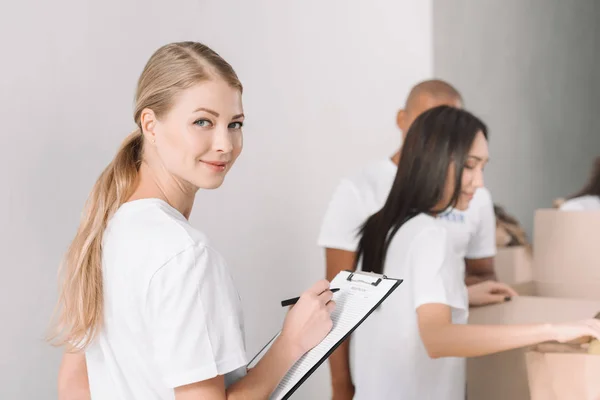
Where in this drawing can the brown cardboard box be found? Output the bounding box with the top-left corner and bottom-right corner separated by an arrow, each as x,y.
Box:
467,296 -> 600,400
510,281 -> 538,296
535,280 -> 600,302
525,345 -> 600,400
495,246 -> 533,285
467,210 -> 600,398
533,210 -> 600,299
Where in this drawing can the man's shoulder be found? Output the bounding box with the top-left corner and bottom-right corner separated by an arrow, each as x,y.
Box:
460,187 -> 493,224
460,187 -> 494,233
339,158 -> 396,193
471,187 -> 493,207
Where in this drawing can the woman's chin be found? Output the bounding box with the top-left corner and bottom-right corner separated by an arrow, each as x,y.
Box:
455,199 -> 471,211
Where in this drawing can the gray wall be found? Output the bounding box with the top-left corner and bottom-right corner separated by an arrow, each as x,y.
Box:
0,0 -> 432,398
597,3 -> 600,126
433,0 -> 600,236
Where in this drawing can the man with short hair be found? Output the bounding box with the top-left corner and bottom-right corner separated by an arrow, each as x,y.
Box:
319,80 -> 497,399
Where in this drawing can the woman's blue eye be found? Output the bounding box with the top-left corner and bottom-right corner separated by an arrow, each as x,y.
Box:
194,119 -> 212,127
229,121 -> 244,129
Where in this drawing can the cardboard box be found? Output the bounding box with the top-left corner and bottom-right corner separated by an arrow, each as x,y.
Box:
467,296 -> 600,400
510,281 -> 538,296
467,210 -> 600,398
535,280 -> 600,302
495,246 -> 533,285
525,345 -> 600,400
533,210 -> 600,298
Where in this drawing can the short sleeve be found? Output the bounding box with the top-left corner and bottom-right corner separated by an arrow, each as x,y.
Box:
466,188 -> 497,259
559,198 -> 585,211
317,179 -> 368,251
147,243 -> 247,389
410,227 -> 467,311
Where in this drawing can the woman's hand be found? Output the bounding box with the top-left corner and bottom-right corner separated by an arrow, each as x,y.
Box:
468,280 -> 518,307
224,281 -> 335,400
280,280 -> 336,359
551,319 -> 600,343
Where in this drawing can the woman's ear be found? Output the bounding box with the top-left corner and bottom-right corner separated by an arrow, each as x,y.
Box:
140,108 -> 158,144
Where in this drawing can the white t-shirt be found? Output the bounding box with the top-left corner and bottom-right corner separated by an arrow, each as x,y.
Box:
351,214 -> 469,400
559,195 -> 600,211
85,198 -> 247,400
318,158 -> 496,260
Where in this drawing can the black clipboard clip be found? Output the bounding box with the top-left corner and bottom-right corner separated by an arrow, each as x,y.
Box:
345,270 -> 387,287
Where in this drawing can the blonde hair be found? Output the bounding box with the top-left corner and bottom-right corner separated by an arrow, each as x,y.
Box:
48,42 -> 242,350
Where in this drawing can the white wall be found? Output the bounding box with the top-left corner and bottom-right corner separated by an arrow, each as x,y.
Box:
433,0 -> 600,236
0,0 -> 432,398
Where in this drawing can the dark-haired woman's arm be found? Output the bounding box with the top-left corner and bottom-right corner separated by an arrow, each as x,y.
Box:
416,303 -> 600,359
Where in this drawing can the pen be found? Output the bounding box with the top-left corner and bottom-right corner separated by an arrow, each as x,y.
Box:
281,288 -> 340,307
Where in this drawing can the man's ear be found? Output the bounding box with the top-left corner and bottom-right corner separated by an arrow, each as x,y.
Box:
396,109 -> 408,138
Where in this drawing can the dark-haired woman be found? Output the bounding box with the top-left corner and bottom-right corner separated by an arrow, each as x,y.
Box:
349,106 -> 600,400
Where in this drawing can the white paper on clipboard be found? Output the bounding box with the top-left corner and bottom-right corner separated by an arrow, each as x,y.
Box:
248,270 -> 402,399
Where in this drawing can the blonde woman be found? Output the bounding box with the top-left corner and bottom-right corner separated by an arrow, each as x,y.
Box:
49,42 -> 335,400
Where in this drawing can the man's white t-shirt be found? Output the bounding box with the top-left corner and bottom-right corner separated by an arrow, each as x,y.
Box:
85,198 -> 247,399
351,214 -> 469,399
318,158 -> 496,260
559,195 -> 600,211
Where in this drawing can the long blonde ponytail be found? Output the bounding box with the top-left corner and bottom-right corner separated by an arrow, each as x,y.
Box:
49,131 -> 142,349
49,41 -> 242,350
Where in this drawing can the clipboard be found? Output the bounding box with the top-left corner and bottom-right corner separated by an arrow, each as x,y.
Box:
247,270 -> 402,399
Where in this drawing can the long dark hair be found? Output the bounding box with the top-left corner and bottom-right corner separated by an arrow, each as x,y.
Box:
355,105 -> 488,274
569,157 -> 600,199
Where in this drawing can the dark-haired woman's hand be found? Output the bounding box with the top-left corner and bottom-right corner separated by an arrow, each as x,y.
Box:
552,319 -> 600,344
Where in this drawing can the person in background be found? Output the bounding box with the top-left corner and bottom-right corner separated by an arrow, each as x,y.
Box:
494,204 -> 531,251
351,105 -> 600,400
318,80 -> 498,399
49,41 -> 335,400
558,156 -> 600,211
